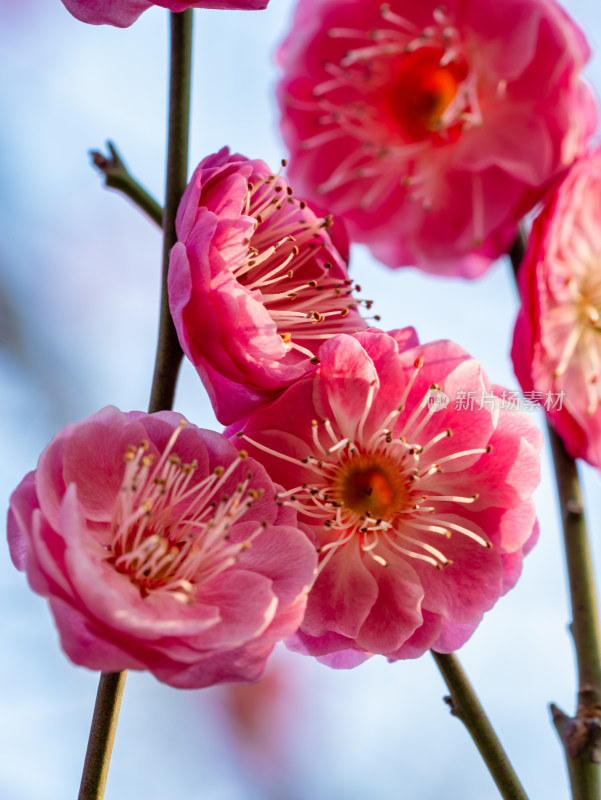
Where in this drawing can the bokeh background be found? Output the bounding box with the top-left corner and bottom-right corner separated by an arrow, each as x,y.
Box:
1,1 -> 601,798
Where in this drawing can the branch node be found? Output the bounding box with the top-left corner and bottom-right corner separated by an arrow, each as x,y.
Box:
566,498 -> 584,515
88,141 -> 163,228
551,702 -> 601,761
443,693 -> 460,718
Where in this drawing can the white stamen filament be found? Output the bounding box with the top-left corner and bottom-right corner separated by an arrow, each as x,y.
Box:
306,7 -> 481,217
241,355 -> 494,572
357,380 -> 378,443
110,433 -> 264,602
230,167 -> 369,356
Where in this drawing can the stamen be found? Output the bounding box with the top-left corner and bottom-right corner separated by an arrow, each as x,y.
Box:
326,437 -> 351,454
428,493 -> 478,503
301,5 -> 481,220
239,352 -> 497,576
109,440 -> 264,602
426,446 -> 489,467
379,4 -> 421,35
357,379 -> 378,442
420,428 -> 452,454
554,324 -> 582,378
237,432 -> 324,475
227,168 -> 368,360
384,531 -> 447,567
397,356 -> 424,412
398,382 -> 437,438
426,517 -> 491,547
472,173 -> 484,247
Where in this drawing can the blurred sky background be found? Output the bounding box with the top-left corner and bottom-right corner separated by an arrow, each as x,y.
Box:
1,1 -> 601,798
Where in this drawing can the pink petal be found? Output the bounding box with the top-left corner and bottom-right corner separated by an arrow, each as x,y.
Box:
60,0 -> 151,27
388,610 -> 444,660
50,597 -> 148,671
61,410 -> 150,522
354,547 -> 424,654
314,334 -> 379,439
409,520 -> 503,623
7,471 -> 37,570
431,617 -> 483,653
302,542 -> 378,639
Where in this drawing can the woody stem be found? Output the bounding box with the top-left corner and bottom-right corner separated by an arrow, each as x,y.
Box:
432,652 -> 530,800
510,225 -> 601,800
78,10 -> 194,800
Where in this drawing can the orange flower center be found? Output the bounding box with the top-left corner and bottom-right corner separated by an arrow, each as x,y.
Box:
390,48 -> 468,141
336,453 -> 407,519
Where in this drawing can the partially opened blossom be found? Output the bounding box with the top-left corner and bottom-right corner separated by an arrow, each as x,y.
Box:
61,0 -> 268,27
169,148 -> 367,424
230,329 -> 541,664
7,407 -> 316,688
513,149 -> 601,467
278,0 -> 595,277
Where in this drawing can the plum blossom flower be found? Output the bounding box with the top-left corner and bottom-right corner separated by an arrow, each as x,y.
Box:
278,0 -> 596,277
169,148 -> 368,424
7,406 -> 316,688
230,329 -> 541,664
512,149 -> 601,468
60,0 -> 269,27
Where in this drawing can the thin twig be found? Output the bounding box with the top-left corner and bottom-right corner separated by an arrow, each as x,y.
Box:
90,142 -> 163,227
547,428 -> 601,800
77,672 -> 127,800
148,9 -> 193,414
78,11 -> 194,800
511,226 -> 601,799
432,652 -> 529,800
548,429 -> 601,694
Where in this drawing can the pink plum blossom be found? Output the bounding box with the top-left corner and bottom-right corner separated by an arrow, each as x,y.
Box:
278,0 -> 596,277
230,329 -> 542,664
60,0 -> 269,27
169,147 -> 367,425
7,406 -> 316,688
512,149 -> 601,468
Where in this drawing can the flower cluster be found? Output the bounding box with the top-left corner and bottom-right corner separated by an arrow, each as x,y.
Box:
19,0 -> 601,691
277,0 -> 595,277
